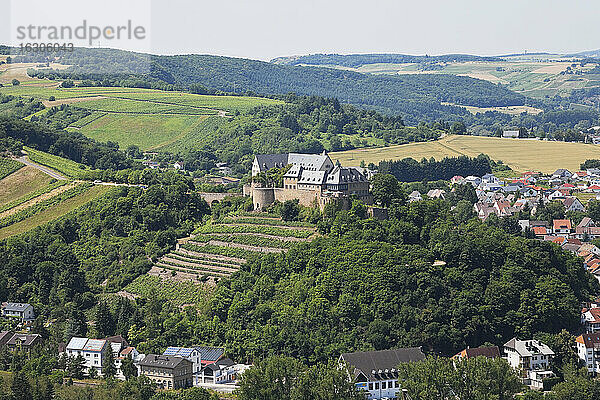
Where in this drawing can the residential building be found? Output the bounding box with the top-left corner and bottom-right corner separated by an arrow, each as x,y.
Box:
196,357 -> 251,385
339,348 -> 426,400
575,218 -> 600,240
3,333 -> 41,353
582,306 -> 600,333
164,346 -> 225,386
408,190 -> 422,202
553,219 -> 572,237
106,335 -> 144,380
552,169 -> 573,180
503,338 -> 554,389
66,337 -> 110,375
426,189 -> 446,199
1,303 -> 34,322
138,354 -> 193,389
453,346 -> 500,362
173,161 -> 185,171
503,130 -> 519,138
563,197 -> 586,212
576,333 -> 600,374
450,175 -> 464,184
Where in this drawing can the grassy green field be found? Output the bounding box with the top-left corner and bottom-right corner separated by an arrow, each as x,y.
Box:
25,147 -> 91,178
0,185 -> 109,240
331,135 -> 600,174
73,114 -> 210,151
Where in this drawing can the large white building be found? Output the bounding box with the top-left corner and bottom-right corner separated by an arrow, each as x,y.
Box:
339,348 -> 426,400
503,338 -> 555,389
576,333 -> 600,374
66,337 -> 109,375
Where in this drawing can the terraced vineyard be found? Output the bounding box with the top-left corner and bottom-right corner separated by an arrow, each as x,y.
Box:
124,214 -> 318,304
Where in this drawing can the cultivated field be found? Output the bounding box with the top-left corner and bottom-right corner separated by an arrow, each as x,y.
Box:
323,59 -> 599,100
331,135 -> 600,174
0,159 -> 110,240
0,73 -> 283,151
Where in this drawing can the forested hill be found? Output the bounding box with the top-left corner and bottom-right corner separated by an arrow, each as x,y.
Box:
14,48 -> 526,124
271,53 -> 503,67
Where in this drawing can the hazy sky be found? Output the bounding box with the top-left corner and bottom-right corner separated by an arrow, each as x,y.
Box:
2,0 -> 600,61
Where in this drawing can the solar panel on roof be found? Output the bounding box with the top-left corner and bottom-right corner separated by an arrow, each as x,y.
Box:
68,337 -> 88,350
163,347 -> 180,355
84,339 -> 106,352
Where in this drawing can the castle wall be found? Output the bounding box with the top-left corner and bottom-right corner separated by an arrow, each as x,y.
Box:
273,188 -> 320,207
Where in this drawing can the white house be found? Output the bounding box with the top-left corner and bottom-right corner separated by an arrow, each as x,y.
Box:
106,336 -> 144,380
408,191 -> 422,202
582,306 -> 600,333
196,358 -> 251,385
1,303 -> 34,322
503,130 -> 520,138
576,333 -> 600,374
547,190 -> 565,201
553,219 -> 572,237
464,176 -> 482,187
66,337 -> 110,375
339,348 -> 426,400
173,161 -> 185,171
552,169 -> 573,179
503,338 -> 554,389
563,197 -> 585,212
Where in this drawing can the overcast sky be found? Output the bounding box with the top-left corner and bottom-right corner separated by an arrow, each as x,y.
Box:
2,0 -> 599,61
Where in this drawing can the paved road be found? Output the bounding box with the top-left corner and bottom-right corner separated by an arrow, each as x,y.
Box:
17,156 -> 68,180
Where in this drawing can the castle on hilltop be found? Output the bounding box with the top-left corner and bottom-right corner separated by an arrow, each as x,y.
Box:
244,151 -> 372,210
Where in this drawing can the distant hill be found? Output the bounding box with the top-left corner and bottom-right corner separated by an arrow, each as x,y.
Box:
11,47 -> 526,124
571,49 -> 600,58
271,53 -> 503,67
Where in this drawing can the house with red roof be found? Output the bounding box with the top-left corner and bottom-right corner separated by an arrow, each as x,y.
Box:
553,219 -> 572,237
576,333 -> 600,373
453,346 -> 500,361
588,185 -> 600,193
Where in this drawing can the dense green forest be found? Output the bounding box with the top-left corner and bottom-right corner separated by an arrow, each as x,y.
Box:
378,154 -> 493,182
0,117 -> 133,170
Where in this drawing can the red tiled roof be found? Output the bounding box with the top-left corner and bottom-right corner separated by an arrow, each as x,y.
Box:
577,333 -> 600,347
532,226 -> 547,235
553,219 -> 572,230
586,308 -> 600,323
589,185 -> 600,190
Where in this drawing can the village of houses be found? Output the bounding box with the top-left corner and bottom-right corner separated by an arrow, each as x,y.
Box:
408,167 -> 600,285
